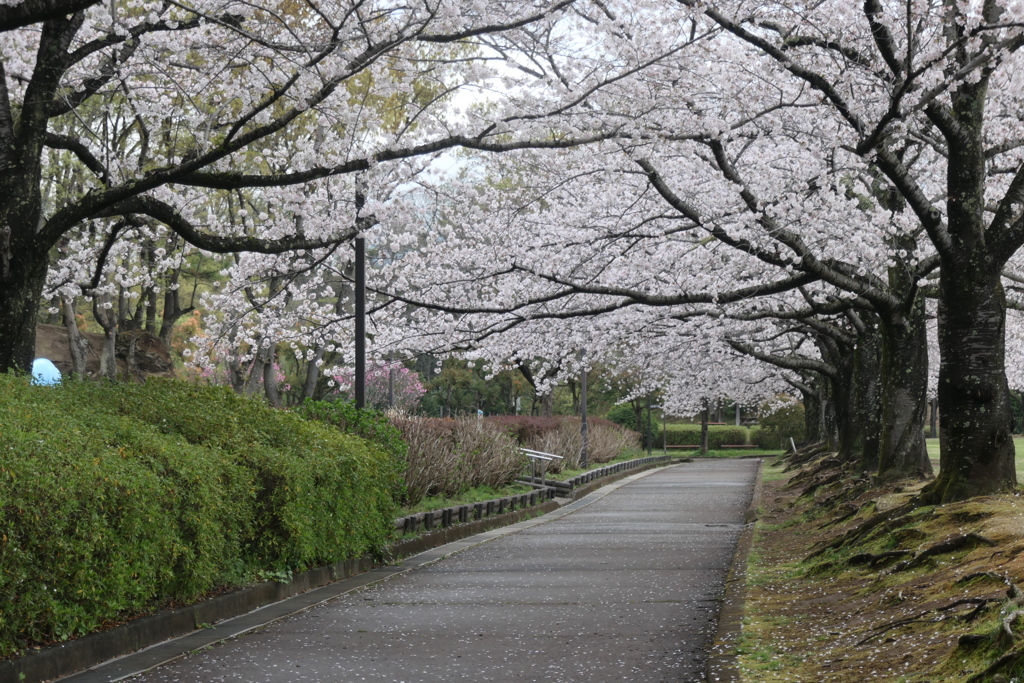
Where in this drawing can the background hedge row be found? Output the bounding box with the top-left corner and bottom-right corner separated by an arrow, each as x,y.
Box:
0,377 -> 400,657
659,424 -> 750,449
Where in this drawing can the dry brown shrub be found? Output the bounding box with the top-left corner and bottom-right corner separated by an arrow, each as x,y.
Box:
518,420 -> 640,471
524,421 -> 583,471
587,423 -> 640,463
452,418 -> 523,490
391,417 -> 524,506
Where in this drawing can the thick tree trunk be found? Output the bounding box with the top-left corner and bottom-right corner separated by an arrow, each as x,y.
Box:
925,275 -> 1016,502
877,298 -> 933,481
0,251 -> 47,372
822,342 -> 859,462
853,323 -> 882,471
802,388 -> 822,443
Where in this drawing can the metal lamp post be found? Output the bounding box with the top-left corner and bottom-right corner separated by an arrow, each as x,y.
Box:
354,178 -> 366,409
580,350 -> 588,470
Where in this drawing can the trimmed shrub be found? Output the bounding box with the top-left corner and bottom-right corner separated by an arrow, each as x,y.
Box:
391,417 -> 522,505
0,376 -> 398,657
660,424 -> 750,449
295,398 -> 407,502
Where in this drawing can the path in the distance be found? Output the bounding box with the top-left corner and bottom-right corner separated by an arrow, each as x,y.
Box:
129,459 -> 758,683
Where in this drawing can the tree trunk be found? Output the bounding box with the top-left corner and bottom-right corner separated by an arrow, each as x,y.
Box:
245,343 -> 269,396
820,386 -> 839,453
62,297 -> 89,379
540,391 -> 554,417
92,295 -> 118,381
263,348 -> 281,407
929,398 -> 938,439
802,388 -> 822,443
853,322 -> 882,471
822,341 -> 859,462
925,274 -> 1016,502
46,296 -> 60,325
700,401 -> 709,455
877,298 -> 932,481
302,345 -> 325,400
0,250 -> 48,372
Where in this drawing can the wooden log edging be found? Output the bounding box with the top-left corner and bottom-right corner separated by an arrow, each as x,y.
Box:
0,455 -> 674,683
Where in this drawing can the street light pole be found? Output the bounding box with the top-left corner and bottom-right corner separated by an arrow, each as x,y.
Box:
354,178 -> 366,410
646,393 -> 652,456
580,350 -> 588,469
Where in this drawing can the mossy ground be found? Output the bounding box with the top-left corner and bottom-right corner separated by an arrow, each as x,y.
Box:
737,453 -> 1024,683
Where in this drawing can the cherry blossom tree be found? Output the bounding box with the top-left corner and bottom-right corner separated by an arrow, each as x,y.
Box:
678,0 -> 1024,501
368,1 -> 1024,502
0,0 -> 637,373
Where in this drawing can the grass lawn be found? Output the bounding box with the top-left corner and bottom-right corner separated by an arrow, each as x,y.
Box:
925,435 -> 1024,483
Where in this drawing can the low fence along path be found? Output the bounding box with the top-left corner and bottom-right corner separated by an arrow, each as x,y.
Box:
125,459 -> 759,682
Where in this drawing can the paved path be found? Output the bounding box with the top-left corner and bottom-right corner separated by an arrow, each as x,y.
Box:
121,459 -> 759,683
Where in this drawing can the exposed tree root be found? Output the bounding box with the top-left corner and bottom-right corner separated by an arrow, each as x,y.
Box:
891,533 -> 997,572
966,646 -> 1024,683
1002,609 -> 1024,643
805,502 -> 916,560
782,443 -> 831,472
856,597 -> 1001,646
816,477 -> 870,510
819,502 -> 861,529
786,456 -> 842,487
955,572 -> 1024,600
797,470 -> 846,499
847,550 -> 910,568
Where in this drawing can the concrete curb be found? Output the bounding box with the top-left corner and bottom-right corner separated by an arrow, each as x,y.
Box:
0,458 -> 675,683
706,456 -> 768,683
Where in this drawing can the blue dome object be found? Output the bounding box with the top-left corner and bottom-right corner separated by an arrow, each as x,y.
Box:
32,358 -> 62,386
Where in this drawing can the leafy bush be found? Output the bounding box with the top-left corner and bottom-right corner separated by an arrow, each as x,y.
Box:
0,376 -> 398,657
660,423 -> 750,448
295,398 -> 407,463
605,403 -> 660,445
391,417 -> 523,506
751,400 -> 806,449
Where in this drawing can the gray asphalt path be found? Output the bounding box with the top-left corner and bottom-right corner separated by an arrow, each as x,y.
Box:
126,459 -> 758,683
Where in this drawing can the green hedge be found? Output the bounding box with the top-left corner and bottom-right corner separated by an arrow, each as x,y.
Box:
660,423 -> 749,448
605,403 -> 660,444
0,376 -> 400,657
750,401 -> 805,449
